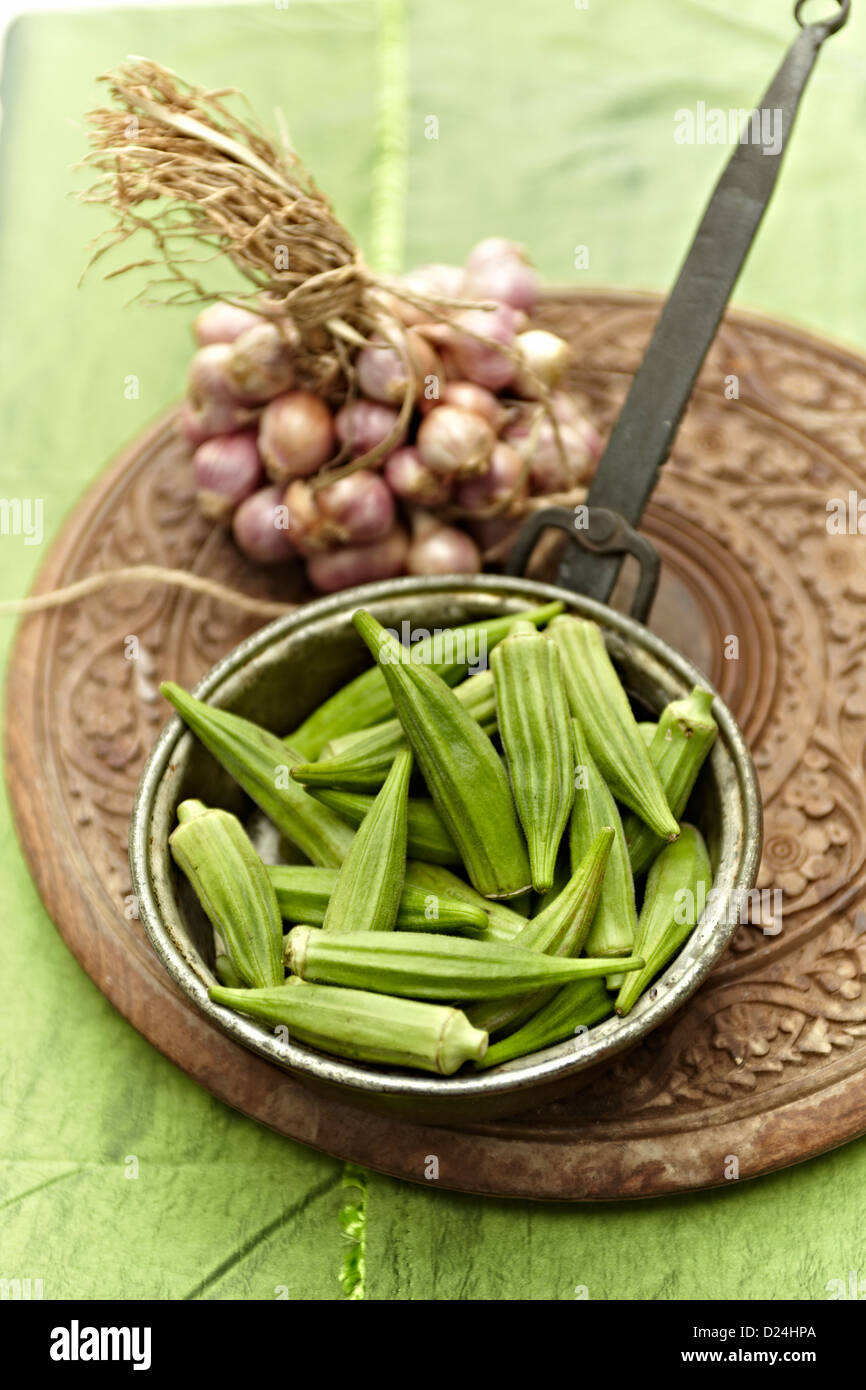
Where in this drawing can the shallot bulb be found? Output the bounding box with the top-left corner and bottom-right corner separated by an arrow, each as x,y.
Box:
384,447 -> 452,506
416,405 -> 495,477
356,331 -> 442,407
356,340 -> 409,405
285,470 -> 395,551
464,237 -> 538,314
407,513 -> 482,576
281,479 -> 321,555
188,343 -> 240,402
465,236 -> 526,271
467,513 -> 523,558
505,393 -> 602,493
440,380 -> 506,431
379,266 -> 467,327
227,321 -> 297,401
192,433 -> 264,521
259,391 -> 336,482
454,442 -> 526,513
232,485 -> 296,565
449,305 -> 519,392
193,302 -> 262,346
335,399 -> 402,457
183,345 -> 258,442
179,399 -> 255,447
404,263 -> 467,302
306,526 -> 409,593
513,330 -> 572,397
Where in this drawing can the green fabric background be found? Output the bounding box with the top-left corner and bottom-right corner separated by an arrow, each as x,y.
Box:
2,0 -> 866,1300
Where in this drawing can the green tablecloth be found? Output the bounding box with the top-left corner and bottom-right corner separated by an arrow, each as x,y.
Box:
3,0 -> 866,1300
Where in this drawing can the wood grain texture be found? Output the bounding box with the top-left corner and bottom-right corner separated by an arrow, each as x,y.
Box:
7,288 -> 866,1201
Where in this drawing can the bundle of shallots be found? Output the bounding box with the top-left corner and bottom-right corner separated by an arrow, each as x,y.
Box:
82,61 -> 600,593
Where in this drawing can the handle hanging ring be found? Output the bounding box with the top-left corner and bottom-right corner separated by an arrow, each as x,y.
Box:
794,0 -> 850,35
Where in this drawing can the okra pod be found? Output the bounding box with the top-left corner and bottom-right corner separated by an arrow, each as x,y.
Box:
467,826 -> 614,1035
214,953 -> 245,989
623,687 -> 718,876
286,602 -> 564,758
531,853 -> 570,917
292,669 -> 498,792
353,611 -> 531,899
170,799 -> 283,988
569,719 -> 638,958
268,865 -> 489,934
285,925 -> 643,1000
403,861 -> 526,943
476,978 -> 613,1068
161,683 -> 354,867
548,617 -> 680,841
322,750 -> 411,933
491,619 -> 574,892
210,977 -> 489,1075
616,823 -> 713,1016
306,787 -> 460,866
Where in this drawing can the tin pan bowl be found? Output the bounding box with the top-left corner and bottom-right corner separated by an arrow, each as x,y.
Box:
130,574 -> 762,1124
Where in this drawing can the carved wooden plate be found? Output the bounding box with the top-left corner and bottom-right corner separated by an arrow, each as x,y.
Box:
8,290 -> 866,1200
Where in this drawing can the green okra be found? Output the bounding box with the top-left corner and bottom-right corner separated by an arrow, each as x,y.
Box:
210,976 -> 488,1075
352,611 -> 530,899
161,683 -> 354,867
531,852 -> 571,917
467,826 -> 614,1036
623,687 -> 718,877
292,669 -> 498,792
214,953 -> 245,989
286,602 -> 564,758
616,823 -> 713,1016
285,924 -> 643,1000
268,865 -> 489,934
476,979 -> 613,1068
403,861 -> 526,943
638,721 -> 657,747
170,798 -> 283,989
322,750 -> 411,933
548,617 -> 680,841
569,719 -> 638,959
491,619 -> 574,892
306,787 -> 460,866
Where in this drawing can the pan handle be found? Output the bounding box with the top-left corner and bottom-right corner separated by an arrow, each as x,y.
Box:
546,0 -> 851,610
504,505 -> 660,623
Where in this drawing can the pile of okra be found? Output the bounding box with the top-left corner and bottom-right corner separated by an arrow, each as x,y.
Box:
163,601 -> 716,1076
